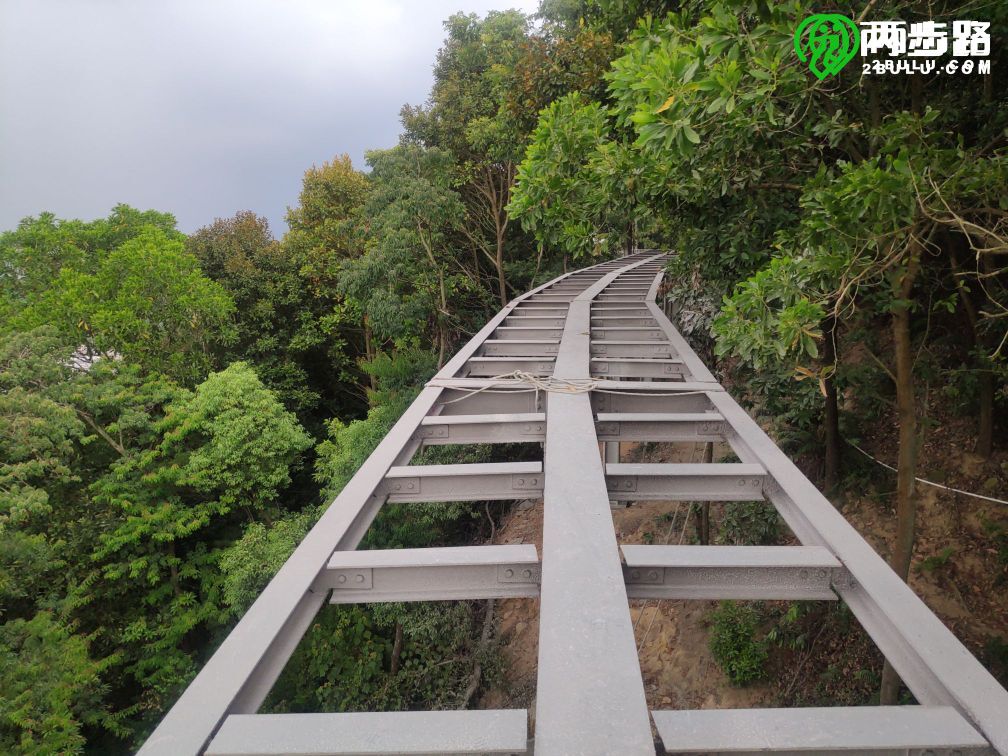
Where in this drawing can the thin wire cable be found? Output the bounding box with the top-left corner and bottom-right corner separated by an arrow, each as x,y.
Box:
637,497 -> 694,652
850,442 -> 1008,506
634,442 -> 699,648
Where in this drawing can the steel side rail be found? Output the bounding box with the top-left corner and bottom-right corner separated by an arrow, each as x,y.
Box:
635,269 -> 1008,752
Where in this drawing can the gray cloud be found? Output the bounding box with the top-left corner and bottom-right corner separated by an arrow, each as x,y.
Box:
0,0 -> 539,234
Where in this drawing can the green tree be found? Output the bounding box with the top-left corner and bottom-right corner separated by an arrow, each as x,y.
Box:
187,211 -> 343,426
509,92 -> 647,259
0,612 -> 116,755
402,11 -> 531,306
284,156 -> 373,408
15,228 -> 235,385
0,205 -> 180,330
86,362 -> 312,718
341,146 -> 471,365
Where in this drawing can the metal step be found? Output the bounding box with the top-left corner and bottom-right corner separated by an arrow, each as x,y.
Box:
595,412 -> 725,442
503,315 -> 566,327
493,326 -> 564,340
482,339 -> 559,357
326,544 -> 540,602
590,357 -> 686,378
590,316 -> 657,327
205,710 -> 529,756
592,326 -> 665,340
621,545 -> 842,600
417,412 -> 546,443
650,706 -> 990,755
605,462 -> 766,501
465,356 -> 554,376
591,340 -> 675,358
383,461 -> 543,502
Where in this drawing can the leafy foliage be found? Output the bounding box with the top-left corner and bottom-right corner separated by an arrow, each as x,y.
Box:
709,601 -> 768,685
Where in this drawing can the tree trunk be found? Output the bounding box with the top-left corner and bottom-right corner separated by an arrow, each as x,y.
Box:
495,232 -> 507,308
364,315 -> 377,391
437,271 -> 448,368
947,238 -> 993,458
880,244 -> 921,705
390,621 -> 404,675
821,314 -> 842,492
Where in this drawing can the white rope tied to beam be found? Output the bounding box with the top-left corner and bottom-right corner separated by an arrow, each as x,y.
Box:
430,370 -> 711,404
850,442 -> 1008,507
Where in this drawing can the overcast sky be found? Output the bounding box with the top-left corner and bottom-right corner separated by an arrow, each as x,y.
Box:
0,0 -> 540,235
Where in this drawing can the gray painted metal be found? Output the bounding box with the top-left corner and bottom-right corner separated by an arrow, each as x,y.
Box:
651,706 -> 991,755
416,413 -> 546,444
595,412 -> 725,442
534,254 -> 657,755
382,462 -> 543,502
622,545 -> 841,600
140,250 -> 1008,756
605,462 -> 767,501
326,545 -> 540,602
138,255 -> 597,756
205,710 -> 529,755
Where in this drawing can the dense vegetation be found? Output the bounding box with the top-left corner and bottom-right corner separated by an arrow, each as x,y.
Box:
2,0 -> 1005,752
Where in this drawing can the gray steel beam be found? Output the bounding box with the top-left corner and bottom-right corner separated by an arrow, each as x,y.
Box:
503,315 -> 566,327
592,379 -> 722,392
427,377 -> 719,393
416,412 -> 546,444
382,462 -> 543,502
591,316 -> 658,326
535,257 -> 656,756
492,326 -> 564,340
651,706 -> 991,755
434,387 -> 541,416
592,326 -> 665,340
205,710 -> 530,756
595,412 -> 725,442
465,356 -> 555,376
325,545 -> 540,603
622,545 -> 841,600
591,341 -> 675,358
642,270 -> 716,382
590,357 -> 686,378
591,390 -> 714,415
605,462 -> 766,501
482,340 -> 559,357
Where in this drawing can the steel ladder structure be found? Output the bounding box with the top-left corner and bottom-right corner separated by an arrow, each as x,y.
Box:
141,252 -> 1008,755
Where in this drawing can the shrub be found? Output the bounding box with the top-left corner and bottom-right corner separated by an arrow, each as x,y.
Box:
709,602 -> 768,685
719,501 -> 781,545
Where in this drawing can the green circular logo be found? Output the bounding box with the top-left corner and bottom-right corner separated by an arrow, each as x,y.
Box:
794,14 -> 860,80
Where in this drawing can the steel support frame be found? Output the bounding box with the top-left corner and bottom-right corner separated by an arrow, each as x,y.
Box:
140,250 -> 1008,756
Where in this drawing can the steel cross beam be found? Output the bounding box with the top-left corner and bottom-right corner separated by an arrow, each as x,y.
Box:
139,250 -> 1008,756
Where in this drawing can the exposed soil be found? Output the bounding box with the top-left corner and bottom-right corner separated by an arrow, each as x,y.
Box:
480,441 -> 775,715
